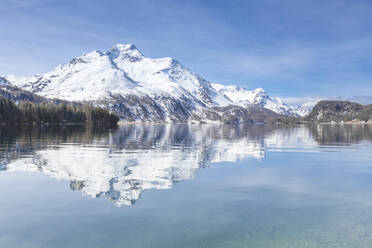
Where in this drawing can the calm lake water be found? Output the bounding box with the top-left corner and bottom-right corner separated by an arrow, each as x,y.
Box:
1,124 -> 372,248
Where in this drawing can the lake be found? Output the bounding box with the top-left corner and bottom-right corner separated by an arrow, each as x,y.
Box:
1,124 -> 372,248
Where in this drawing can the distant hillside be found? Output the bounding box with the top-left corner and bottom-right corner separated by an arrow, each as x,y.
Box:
305,100 -> 372,122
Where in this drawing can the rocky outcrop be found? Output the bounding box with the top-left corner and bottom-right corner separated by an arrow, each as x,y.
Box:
305,100 -> 365,122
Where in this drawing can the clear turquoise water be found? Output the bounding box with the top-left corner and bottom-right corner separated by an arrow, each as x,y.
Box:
1,124 -> 372,248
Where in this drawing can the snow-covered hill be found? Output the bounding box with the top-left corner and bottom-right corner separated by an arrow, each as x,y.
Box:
4,43 -> 309,122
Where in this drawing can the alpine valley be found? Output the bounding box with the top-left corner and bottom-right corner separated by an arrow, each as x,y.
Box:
3,44 -> 309,123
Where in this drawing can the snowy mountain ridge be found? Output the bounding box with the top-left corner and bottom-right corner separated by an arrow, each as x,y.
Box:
4,43 -> 309,122
211,83 -> 309,117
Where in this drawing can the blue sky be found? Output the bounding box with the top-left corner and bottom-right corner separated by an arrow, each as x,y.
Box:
1,0 -> 372,102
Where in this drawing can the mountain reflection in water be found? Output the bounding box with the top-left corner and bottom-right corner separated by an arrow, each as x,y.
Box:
1,124 -> 372,206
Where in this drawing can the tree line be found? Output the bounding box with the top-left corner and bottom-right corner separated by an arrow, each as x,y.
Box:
0,97 -> 119,125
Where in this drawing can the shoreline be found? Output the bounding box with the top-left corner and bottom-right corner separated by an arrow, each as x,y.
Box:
117,120 -> 372,125
302,120 -> 372,125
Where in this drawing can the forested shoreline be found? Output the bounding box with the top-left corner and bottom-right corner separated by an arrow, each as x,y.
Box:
0,97 -> 119,126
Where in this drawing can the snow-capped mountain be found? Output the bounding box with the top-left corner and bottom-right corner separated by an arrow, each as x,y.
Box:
4,43 -> 309,122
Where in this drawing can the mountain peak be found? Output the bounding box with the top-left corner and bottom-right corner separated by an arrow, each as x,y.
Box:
106,43 -> 143,62
253,88 -> 266,94
76,50 -> 104,62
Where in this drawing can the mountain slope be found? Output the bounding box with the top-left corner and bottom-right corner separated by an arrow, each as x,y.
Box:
0,77 -> 50,103
4,44 -> 309,123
